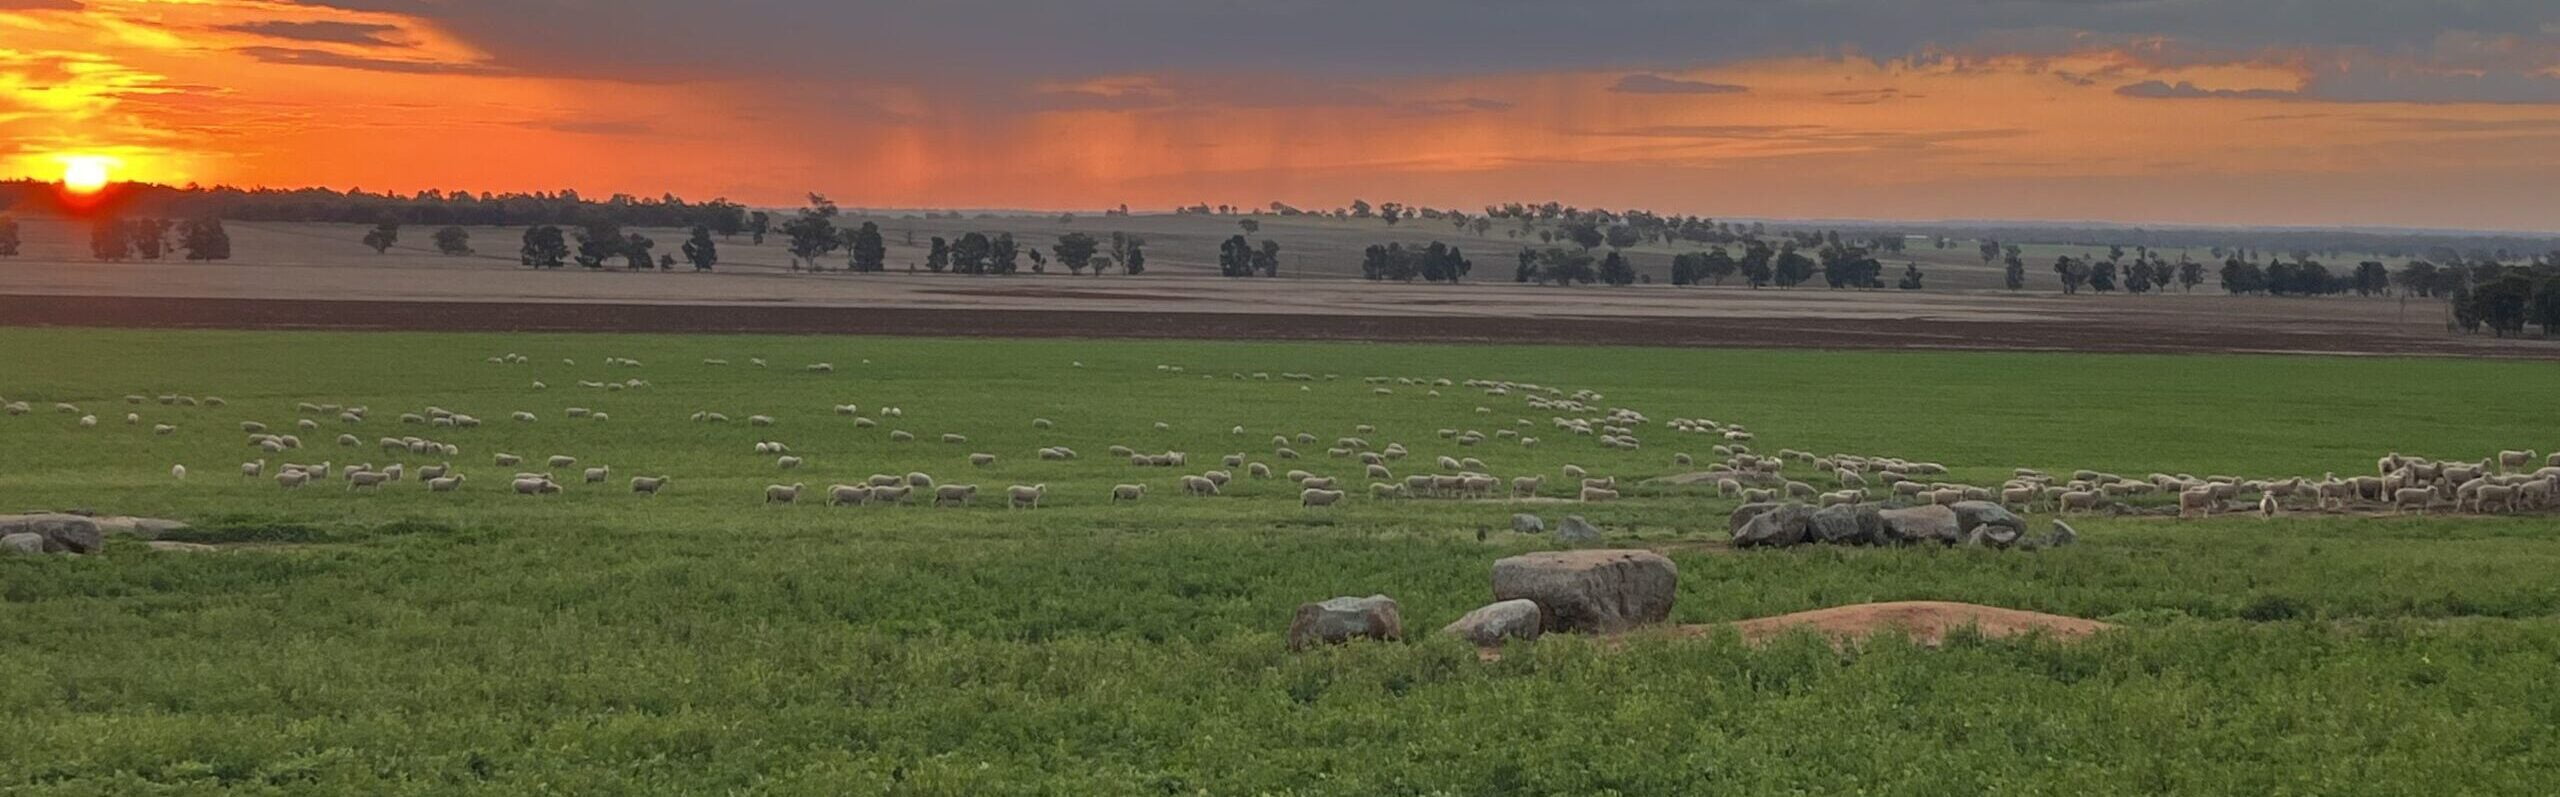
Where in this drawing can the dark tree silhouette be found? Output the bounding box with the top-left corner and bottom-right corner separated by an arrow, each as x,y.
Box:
682,226 -> 717,271
433,226 -> 473,256
363,222 -> 399,254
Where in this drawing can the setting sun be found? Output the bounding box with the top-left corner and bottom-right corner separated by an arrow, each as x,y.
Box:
59,155 -> 117,195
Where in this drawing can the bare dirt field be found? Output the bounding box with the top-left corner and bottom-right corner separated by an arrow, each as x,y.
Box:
3,217 -> 2551,358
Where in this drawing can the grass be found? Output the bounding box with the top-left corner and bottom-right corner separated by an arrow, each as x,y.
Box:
4,328 -> 2559,794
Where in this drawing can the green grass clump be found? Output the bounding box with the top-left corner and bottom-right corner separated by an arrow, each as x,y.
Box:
3,328 -> 2558,794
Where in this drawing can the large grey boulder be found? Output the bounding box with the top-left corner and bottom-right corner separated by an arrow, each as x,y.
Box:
1,533 -> 45,555
1733,503 -> 1817,548
1511,514 -> 1545,534
1949,502 -> 2027,548
1491,550 -> 1678,634
1441,599 -> 1544,646
1556,515 -> 1602,543
1809,503 -> 1885,546
1878,505 -> 1962,545
0,513 -> 104,555
1726,502 -> 1782,534
2046,520 -> 2080,548
1286,595 -> 1404,651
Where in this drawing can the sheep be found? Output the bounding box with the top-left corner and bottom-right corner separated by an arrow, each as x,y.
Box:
125,413 -> 140,425
630,476 -> 671,496
765,483 -> 807,504
276,470 -> 311,489
1580,477 -> 1616,491
870,485 -> 914,504
1366,464 -> 1394,480
1561,464 -> 1588,480
1007,484 -> 1047,509
2393,487 -> 2437,514
2470,484 -> 2519,514
544,455 -> 577,469
1110,483 -> 1146,502
2058,490 -> 2100,513
969,453 -> 997,467
1436,455 -> 1462,470
942,433 -> 969,445
1202,470 -> 1233,486
512,412 -> 538,423
1223,453 -> 1247,468
1299,476 -> 1339,491
1511,477 -> 1545,499
1785,481 -> 1818,499
1276,448 -> 1301,460
2498,450 -> 2537,473
1301,488 -> 1348,508
750,415 -> 776,427
583,466 -> 611,483
420,463 -> 451,481
1579,486 -> 1621,503
866,474 -> 904,487
1248,463 -> 1273,479
152,424 -> 176,435
428,475 -> 466,492
889,430 -> 916,442
2000,485 -> 2038,510
933,484 -> 979,507
346,470 -> 392,490
806,363 -> 834,373
1460,475 -> 1498,498
1181,475 -> 1221,497
1369,482 -> 1404,499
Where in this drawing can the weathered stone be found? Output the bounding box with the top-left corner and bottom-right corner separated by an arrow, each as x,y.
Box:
1733,503 -> 1817,548
0,513 -> 104,555
1727,502 -> 1781,534
2047,520 -> 2080,548
1878,505 -> 1962,545
1511,514 -> 1545,534
1,533 -> 45,555
1286,595 -> 1404,651
1809,503 -> 1885,546
1556,515 -> 1602,543
1441,598 -> 1544,646
1949,502 -> 2027,537
1491,550 -> 1678,634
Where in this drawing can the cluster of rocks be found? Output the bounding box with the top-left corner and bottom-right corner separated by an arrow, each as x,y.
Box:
1,513 -> 202,556
1509,513 -> 1601,543
1729,501 -> 2076,550
1287,548 -> 1679,650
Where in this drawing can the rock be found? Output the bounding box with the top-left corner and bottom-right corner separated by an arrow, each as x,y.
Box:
1878,505 -> 1962,545
1491,550 -> 1677,634
1286,595 -> 1404,651
145,541 -> 218,553
0,513 -> 104,555
1,533 -> 44,555
1511,514 -> 1545,534
1556,515 -> 1601,543
1949,502 -> 2027,536
1441,599 -> 1544,646
94,516 -> 192,539
2046,520 -> 2079,548
1809,503 -> 1885,545
1726,502 -> 1782,534
1733,503 -> 1816,548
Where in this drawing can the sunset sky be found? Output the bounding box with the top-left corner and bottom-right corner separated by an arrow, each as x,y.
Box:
5,0 -> 2558,230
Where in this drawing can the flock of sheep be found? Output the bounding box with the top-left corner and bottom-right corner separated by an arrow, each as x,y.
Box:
8,354 -> 2555,529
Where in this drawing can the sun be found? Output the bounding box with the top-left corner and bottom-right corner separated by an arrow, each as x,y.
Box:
59,155 -> 118,195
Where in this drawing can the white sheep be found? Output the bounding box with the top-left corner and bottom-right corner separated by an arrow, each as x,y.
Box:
630,476 -> 670,496
906,472 -> 935,488
1300,488 -> 1347,508
827,484 -> 872,507
347,471 -> 391,490
942,433 -> 968,444
1008,484 -> 1047,509
428,475 -> 466,492
584,466 -> 611,483
1579,486 -> 1620,503
1181,475 -> 1221,496
777,456 -> 805,469
277,470 -> 310,489
969,453 -> 996,467
765,483 -> 806,504
867,484 -> 913,504
548,455 -> 577,468
749,415 -> 776,427
889,430 -> 916,442
1110,483 -> 1147,502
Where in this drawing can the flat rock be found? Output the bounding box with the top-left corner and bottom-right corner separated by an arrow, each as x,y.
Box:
1949,502 -> 2027,548
1286,595 -> 1404,651
1491,550 -> 1677,634
1809,503 -> 1885,546
1726,502 -> 1781,534
1441,599 -> 1543,646
1878,505 -> 1961,545
1,533 -> 44,555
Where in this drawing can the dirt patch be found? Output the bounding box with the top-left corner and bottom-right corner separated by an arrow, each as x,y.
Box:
1704,601 -> 2114,647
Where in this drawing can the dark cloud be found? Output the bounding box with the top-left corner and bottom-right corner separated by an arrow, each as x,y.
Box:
1610,74 -> 1748,95
218,21 -> 409,48
234,46 -> 500,75
2116,80 -> 2301,100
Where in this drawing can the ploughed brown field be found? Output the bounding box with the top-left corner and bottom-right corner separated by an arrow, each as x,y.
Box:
2,216 -> 2548,358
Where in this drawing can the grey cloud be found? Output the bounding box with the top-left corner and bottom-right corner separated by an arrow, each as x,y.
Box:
234,46 -> 502,75
1610,74 -> 1748,95
218,21 -> 409,48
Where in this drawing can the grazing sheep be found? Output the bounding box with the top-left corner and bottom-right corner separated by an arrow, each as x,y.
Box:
933,484 -> 978,507
943,433 -> 969,444
1008,484 -> 1047,509
2470,484 -> 2519,514
1561,464 -> 1587,480
1276,448 -> 1300,460
1110,484 -> 1147,502
1299,476 -> 1338,491
2000,485 -> 2038,509
806,363 -> 834,373
1369,482 -> 1404,499
1579,477 -> 1616,491
494,453 -> 522,467
419,463 -> 451,481
276,470 -> 310,489
2058,490 -> 2100,512
1300,488 -> 1347,508
427,475 -> 466,492
889,430 -> 915,442
1202,471 -> 1233,486
584,466 -> 611,483
870,485 -> 914,505
969,453 -> 996,467
630,476 -> 670,496
1367,464 -> 1393,480
153,423 -> 176,435
1181,475 -> 1221,497
748,415 -> 777,427
346,471 -> 391,490
548,455 -> 577,468
512,412 -> 538,423
1248,463 -> 1273,479
2498,450 -> 2537,473
765,483 -> 807,504
1579,486 -> 1621,503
